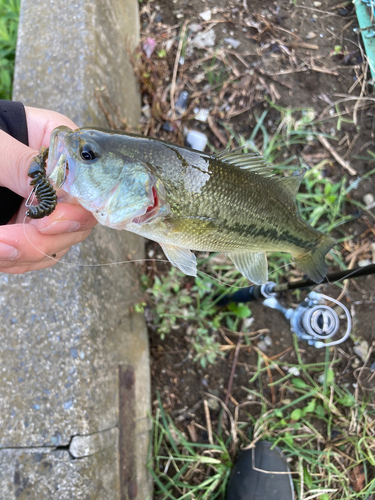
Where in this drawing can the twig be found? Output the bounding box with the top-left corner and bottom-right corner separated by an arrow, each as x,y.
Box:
170,20 -> 189,115
224,334 -> 243,406
285,42 -> 319,50
253,347 -> 276,404
317,135 -> 357,175
203,399 -> 214,445
268,346 -> 293,361
353,61 -> 368,126
331,1 -> 352,9
207,115 -> 228,147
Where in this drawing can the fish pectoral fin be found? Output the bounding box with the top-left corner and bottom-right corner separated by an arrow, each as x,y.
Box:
228,251 -> 268,284
160,243 -> 197,277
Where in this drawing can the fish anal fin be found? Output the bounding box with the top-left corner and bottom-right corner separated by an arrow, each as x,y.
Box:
295,234 -> 336,283
229,251 -> 268,285
160,243 -> 197,277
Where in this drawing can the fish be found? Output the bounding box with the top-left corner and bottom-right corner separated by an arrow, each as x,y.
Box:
47,126 -> 336,284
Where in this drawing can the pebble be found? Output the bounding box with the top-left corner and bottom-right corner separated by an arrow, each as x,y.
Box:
189,23 -> 203,33
352,357 -> 361,368
358,259 -> 371,268
194,108 -> 210,122
142,104 -> 151,120
190,29 -> 216,49
353,340 -> 369,362
199,9 -> 212,21
224,37 -> 241,49
313,1 -> 322,6
363,193 -> 375,207
257,335 -> 272,351
288,367 -> 300,376
185,130 -> 207,151
207,398 -> 220,411
243,317 -> 254,331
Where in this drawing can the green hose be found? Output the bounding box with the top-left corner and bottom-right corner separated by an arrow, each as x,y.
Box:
354,0 -> 375,81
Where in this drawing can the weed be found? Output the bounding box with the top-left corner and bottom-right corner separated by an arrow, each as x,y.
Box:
140,267 -> 251,368
149,393 -> 233,500
0,0 -> 20,100
203,56 -> 228,91
151,338 -> 375,499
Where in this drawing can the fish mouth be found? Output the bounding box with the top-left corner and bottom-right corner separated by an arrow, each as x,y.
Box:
131,185 -> 159,224
47,126 -> 74,188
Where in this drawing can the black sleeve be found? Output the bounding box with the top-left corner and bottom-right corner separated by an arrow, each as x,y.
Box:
0,100 -> 29,225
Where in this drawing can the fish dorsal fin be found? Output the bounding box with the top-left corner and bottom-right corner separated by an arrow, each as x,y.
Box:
278,169 -> 306,201
228,251 -> 268,285
214,148 -> 274,177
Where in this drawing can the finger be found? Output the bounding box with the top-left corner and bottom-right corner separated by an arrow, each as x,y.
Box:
25,107 -> 77,150
16,202 -> 97,234
0,248 -> 70,274
0,223 -> 92,267
0,130 -> 37,198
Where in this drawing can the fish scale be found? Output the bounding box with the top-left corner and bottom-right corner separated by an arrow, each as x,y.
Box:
47,126 -> 336,284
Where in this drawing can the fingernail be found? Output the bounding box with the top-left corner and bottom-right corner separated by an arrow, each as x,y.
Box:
0,243 -> 19,260
39,220 -> 81,234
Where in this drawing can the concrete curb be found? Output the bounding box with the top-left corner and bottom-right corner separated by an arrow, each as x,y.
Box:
0,1 -> 152,498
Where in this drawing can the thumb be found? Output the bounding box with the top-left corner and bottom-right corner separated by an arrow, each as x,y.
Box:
0,130 -> 39,199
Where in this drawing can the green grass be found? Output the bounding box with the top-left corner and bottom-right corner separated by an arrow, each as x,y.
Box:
150,393 -> 232,500
0,0 -> 20,100
139,267 -> 251,368
150,338 -> 375,499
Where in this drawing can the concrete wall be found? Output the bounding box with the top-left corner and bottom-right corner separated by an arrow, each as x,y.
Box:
0,0 -> 151,498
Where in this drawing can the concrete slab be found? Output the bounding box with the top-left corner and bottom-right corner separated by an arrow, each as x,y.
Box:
0,447 -> 119,499
0,0 -> 151,498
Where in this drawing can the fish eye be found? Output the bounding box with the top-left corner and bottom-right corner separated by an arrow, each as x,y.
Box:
80,143 -> 99,162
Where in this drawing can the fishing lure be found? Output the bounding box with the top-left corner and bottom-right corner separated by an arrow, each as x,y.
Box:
26,147 -> 57,219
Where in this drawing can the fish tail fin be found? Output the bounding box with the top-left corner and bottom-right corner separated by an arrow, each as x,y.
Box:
295,234 -> 336,283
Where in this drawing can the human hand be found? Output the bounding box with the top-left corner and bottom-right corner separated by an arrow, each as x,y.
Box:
0,106 -> 97,274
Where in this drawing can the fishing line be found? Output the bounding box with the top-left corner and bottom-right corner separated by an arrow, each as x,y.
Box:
22,213 -> 293,291
22,214 -> 171,268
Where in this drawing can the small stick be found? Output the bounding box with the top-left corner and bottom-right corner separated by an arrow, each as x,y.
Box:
268,346 -> 293,361
170,20 -> 189,114
203,399 -> 213,445
253,347 -> 276,404
207,115 -> 228,147
317,135 -> 357,175
224,334 -> 243,406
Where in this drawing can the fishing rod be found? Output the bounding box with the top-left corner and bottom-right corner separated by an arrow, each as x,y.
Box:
218,264 -> 375,349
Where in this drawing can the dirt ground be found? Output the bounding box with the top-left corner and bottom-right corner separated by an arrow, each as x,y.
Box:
133,0 -> 375,462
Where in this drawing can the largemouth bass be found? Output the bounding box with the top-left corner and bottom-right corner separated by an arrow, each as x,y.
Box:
47,126 -> 335,284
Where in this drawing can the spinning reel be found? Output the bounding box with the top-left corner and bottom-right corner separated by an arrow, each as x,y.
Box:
261,284 -> 351,348
218,265 -> 375,348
